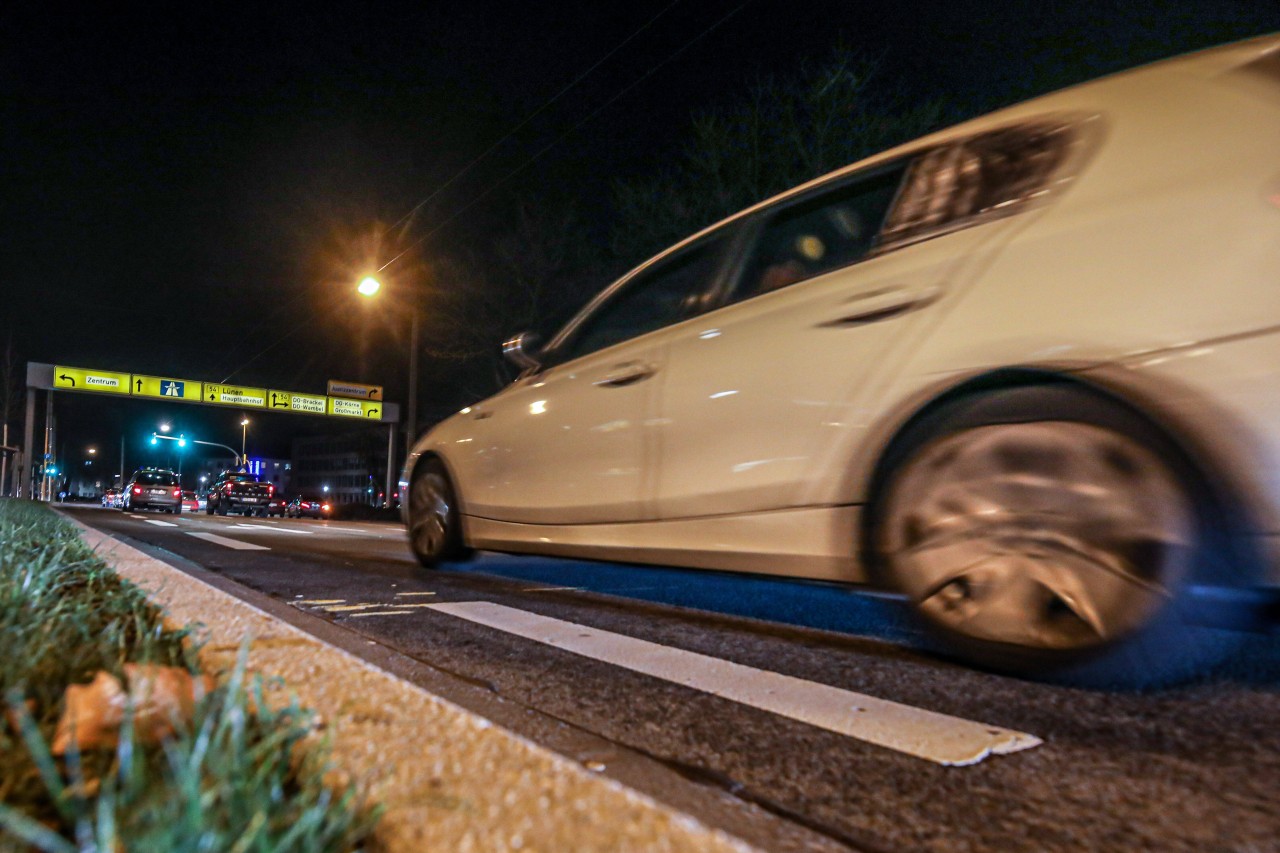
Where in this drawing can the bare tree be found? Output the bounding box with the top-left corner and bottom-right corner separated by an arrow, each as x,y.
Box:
612,47 -> 946,263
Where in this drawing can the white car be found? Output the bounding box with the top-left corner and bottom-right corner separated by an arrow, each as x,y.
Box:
402,34 -> 1280,683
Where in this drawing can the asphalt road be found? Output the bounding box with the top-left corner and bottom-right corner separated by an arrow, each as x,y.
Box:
64,504 -> 1280,852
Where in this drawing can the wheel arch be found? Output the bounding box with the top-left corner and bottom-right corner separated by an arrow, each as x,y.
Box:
856,364 -> 1269,587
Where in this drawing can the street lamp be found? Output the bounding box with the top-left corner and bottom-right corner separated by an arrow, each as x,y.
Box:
357,274 -> 419,448
240,418 -> 250,464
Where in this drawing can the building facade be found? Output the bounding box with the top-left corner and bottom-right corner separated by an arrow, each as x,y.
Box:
291,429 -> 389,506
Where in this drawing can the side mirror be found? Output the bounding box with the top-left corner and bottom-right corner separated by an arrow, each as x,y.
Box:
502,331 -> 543,371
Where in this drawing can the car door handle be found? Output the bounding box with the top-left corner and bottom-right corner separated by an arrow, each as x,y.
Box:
593,362 -> 657,387
821,285 -> 941,327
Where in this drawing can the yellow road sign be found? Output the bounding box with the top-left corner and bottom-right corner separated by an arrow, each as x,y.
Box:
53,366 -> 131,395
328,397 -> 383,418
133,375 -> 202,401
204,383 -> 266,407
327,380 -> 383,400
267,389 -> 328,414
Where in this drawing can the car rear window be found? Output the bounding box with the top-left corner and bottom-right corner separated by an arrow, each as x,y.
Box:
134,471 -> 178,485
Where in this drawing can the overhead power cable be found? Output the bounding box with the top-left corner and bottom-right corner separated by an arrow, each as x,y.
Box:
379,0 -> 753,274
382,0 -> 688,243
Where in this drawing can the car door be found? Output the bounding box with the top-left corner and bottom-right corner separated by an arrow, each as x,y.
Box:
458,234 -> 731,525
652,121 -> 1084,520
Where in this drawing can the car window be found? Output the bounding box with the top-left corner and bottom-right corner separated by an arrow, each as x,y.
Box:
562,237 -> 726,360
729,164 -> 907,302
878,120 -> 1077,248
134,471 -> 178,485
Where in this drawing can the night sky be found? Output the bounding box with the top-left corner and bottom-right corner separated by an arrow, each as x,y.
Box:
3,1 -> 1279,476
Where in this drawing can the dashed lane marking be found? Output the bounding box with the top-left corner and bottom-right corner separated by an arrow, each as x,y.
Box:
231,523 -> 313,535
185,532 -> 270,551
144,519 -> 179,527
427,601 -> 1042,766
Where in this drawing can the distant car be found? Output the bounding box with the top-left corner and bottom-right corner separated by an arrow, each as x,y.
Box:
101,488 -> 121,508
122,468 -> 182,514
206,470 -> 275,517
286,495 -> 332,519
264,492 -> 289,517
401,34 -> 1280,685
180,490 -> 200,513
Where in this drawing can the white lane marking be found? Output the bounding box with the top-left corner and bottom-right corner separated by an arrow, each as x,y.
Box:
521,586 -> 584,592
394,592 -> 437,597
185,532 -> 270,551
231,524 -> 313,536
322,604 -> 383,612
129,514 -> 146,519
428,601 -> 1042,766
144,519 -> 179,527
298,599 -> 345,605
348,610 -> 416,617
322,526 -> 384,535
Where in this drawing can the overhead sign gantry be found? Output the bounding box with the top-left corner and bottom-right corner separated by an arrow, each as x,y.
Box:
16,362 -> 401,502
40,364 -> 398,423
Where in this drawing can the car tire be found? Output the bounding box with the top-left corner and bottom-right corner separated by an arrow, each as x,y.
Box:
408,458 -> 473,568
868,382 -> 1244,688
216,499 -> 228,517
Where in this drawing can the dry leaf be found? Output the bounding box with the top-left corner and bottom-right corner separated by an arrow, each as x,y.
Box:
51,671 -> 126,755
51,666 -> 216,755
121,664 -> 216,743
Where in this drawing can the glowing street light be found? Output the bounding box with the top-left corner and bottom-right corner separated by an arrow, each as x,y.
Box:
159,423 -> 171,433
240,418 -> 250,463
357,273 -> 420,456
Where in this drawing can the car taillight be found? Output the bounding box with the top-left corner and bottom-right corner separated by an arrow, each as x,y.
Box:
172,489 -> 181,497
132,486 -> 143,495
268,484 -> 274,496
321,504 -> 330,512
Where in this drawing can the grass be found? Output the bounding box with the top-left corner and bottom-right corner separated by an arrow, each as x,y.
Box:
0,499 -> 379,851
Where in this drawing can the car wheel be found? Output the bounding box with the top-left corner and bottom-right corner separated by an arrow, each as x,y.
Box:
216,499 -> 228,517
870,383 -> 1237,687
408,458 -> 472,568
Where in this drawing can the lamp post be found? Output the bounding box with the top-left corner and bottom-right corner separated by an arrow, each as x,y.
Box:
240,418 -> 250,464
356,275 -> 419,449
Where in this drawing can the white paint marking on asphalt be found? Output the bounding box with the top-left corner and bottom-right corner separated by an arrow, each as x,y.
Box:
185,532 -> 270,551
129,514 -> 146,519
232,524 -> 313,535
144,519 -> 179,527
298,599 -> 346,605
322,604 -> 383,612
428,601 -> 1042,766
521,586 -> 584,592
348,610 -> 416,617
394,592 -> 437,597
323,526 -> 382,535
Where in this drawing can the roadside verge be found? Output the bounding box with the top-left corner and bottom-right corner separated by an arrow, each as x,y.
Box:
65,515 -> 756,852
